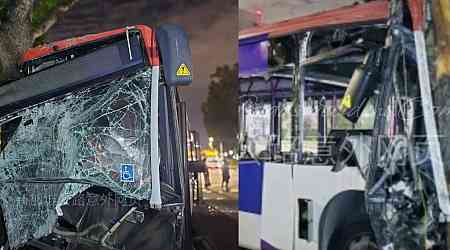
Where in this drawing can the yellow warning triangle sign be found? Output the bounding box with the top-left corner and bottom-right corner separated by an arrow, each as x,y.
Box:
176,63 -> 191,76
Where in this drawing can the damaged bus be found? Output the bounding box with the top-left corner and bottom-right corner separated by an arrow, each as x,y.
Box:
238,0 -> 450,249
0,25 -> 194,250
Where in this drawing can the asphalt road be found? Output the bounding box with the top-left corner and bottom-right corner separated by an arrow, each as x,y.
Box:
192,167 -> 239,250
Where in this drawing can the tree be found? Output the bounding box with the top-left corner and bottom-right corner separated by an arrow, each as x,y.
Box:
201,64 -> 238,149
0,0 -> 78,82
429,0 -> 450,178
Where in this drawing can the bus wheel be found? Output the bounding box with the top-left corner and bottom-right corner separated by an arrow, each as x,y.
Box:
330,223 -> 379,250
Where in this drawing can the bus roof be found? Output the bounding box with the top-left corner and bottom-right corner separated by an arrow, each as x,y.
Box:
21,25 -> 160,66
239,0 -> 389,40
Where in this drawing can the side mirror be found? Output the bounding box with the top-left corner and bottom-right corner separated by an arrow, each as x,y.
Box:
156,24 -> 193,86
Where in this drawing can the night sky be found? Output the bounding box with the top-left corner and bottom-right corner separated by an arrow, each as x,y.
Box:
47,0 -> 238,145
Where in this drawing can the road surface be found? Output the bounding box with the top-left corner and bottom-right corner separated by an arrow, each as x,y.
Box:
192,165 -> 239,250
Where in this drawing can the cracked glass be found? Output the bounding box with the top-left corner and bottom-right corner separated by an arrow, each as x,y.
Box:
0,69 -> 153,248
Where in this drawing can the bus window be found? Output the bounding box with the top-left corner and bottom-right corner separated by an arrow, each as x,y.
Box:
280,101 -> 292,153
244,102 -> 271,158
279,101 -> 320,155
303,104 -> 319,154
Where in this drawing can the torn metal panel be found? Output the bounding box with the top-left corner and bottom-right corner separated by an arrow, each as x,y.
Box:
0,69 -> 153,248
366,14 -> 447,249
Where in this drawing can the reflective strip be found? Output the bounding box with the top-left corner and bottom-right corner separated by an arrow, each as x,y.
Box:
414,31 -> 450,216
149,66 -> 162,208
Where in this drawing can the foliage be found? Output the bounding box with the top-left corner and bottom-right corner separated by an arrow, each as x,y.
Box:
201,64 -> 239,149
0,0 -> 76,38
0,0 -> 71,27
31,0 -> 72,31
0,0 -> 78,81
31,0 -> 77,45
31,0 -> 59,30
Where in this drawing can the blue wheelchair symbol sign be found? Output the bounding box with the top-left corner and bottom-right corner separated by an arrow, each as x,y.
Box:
121,164 -> 135,183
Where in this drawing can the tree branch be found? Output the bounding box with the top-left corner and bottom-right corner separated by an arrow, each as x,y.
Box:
32,0 -> 79,40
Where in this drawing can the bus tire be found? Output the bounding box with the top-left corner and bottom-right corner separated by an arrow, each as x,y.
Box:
329,222 -> 378,250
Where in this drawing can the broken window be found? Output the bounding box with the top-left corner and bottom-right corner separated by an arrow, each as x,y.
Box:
0,69 -> 153,248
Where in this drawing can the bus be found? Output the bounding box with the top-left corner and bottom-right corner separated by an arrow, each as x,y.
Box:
0,24 -> 194,250
238,1 -> 450,249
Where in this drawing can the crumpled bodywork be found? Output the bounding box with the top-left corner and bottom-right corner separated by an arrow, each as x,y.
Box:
365,13 -> 447,248
0,69 -> 153,248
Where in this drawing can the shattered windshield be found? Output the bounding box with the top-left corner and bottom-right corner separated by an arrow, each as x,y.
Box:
0,69 -> 153,247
